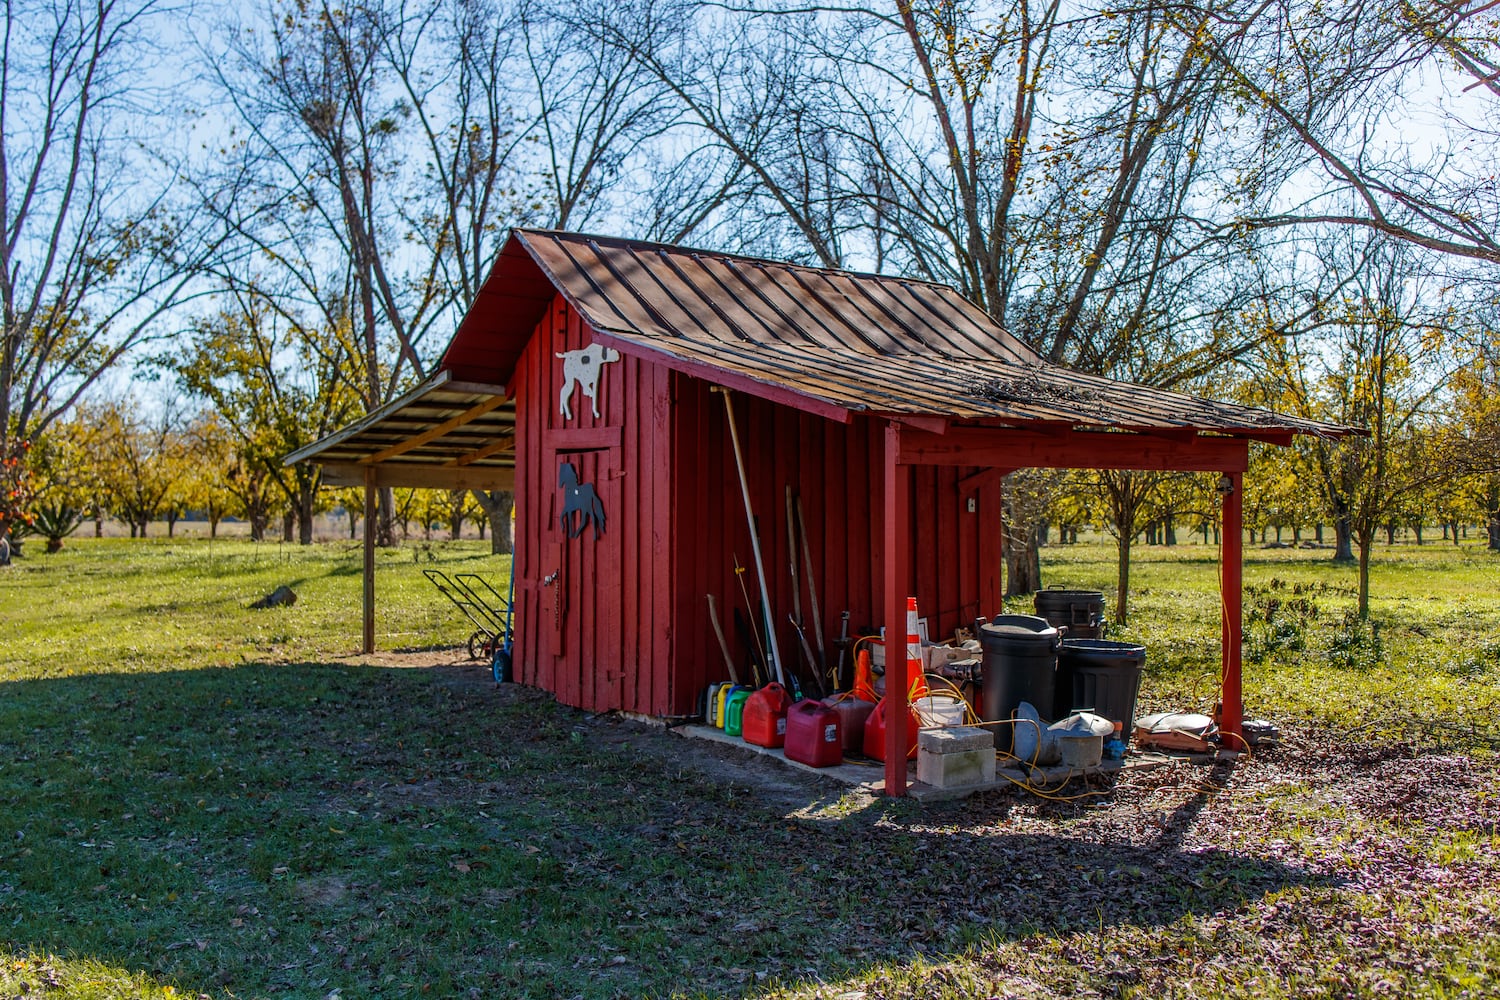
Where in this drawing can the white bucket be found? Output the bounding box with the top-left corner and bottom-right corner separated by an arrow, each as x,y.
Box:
915,695 -> 965,728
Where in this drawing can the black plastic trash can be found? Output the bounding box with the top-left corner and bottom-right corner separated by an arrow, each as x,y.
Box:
1034,588 -> 1106,640
978,615 -> 1061,724
1057,638 -> 1146,735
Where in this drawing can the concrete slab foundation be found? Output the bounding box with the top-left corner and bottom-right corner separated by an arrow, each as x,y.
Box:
675,724 -> 1211,801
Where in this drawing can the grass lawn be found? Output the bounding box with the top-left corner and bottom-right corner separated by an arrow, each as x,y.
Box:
1,535 -> 1498,998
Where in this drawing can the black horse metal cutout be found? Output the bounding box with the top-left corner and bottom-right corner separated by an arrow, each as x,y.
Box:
558,462 -> 606,540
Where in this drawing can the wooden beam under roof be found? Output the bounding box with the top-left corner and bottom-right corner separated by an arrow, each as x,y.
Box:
321,462 -> 515,491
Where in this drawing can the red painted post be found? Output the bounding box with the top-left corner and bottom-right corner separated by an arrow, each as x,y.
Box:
883,423 -> 911,795
1220,470 -> 1244,747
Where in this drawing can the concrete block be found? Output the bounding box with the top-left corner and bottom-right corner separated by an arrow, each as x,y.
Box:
917,725 -> 994,755
917,746 -> 996,789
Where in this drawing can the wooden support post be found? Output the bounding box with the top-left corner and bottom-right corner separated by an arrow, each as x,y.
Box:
362,466 -> 376,654
883,423 -> 911,796
1220,470 -> 1244,746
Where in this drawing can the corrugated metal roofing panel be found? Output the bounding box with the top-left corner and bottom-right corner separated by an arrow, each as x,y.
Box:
285,374 -> 516,472
511,229 -> 1341,436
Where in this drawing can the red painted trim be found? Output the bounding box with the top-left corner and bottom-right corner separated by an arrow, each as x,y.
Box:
891,414 -> 949,435
1220,470 -> 1244,747
548,427 -> 623,451
899,427 -> 1251,473
883,422 -> 911,796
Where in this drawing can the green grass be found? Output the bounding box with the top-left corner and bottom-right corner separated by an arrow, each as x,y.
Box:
1028,534 -> 1500,750
2,535 -> 1499,998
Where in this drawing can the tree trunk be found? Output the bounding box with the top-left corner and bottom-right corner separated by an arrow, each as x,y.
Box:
1164,515 -> 1176,546
298,486 -> 315,545
347,508 -> 359,539
449,510 -> 465,541
282,510 -> 294,542
94,516 -> 103,538
1115,532 -> 1132,626
377,487 -> 398,548
1003,524 -> 1043,597
210,516 -> 220,539
1489,512 -> 1500,551
472,490 -> 515,555
1315,523 -> 1324,544
1333,517 -> 1355,563
1357,534 -> 1372,619
1414,524 -> 1423,545
1385,522 -> 1397,545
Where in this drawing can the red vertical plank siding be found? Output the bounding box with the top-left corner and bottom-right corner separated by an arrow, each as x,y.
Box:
619,352 -> 641,712
983,480 -> 1004,615
649,363 -> 675,715
508,295 -> 989,719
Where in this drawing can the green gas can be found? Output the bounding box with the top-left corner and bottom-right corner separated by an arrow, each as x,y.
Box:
724,688 -> 751,737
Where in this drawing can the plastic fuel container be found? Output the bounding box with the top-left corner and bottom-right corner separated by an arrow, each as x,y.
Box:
742,682 -> 793,748
784,699 -> 843,767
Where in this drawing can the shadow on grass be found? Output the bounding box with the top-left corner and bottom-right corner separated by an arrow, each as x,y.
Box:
0,662 -> 1330,998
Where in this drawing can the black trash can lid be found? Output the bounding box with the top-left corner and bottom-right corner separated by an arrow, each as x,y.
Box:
980,616 -> 1059,644
1059,638 -> 1146,659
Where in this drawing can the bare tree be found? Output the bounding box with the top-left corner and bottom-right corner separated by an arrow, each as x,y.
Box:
1166,0 -> 1500,266
1,0 -> 210,452
598,0 -> 1298,593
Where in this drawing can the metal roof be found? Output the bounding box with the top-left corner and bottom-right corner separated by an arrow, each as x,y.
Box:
489,230 -> 1346,438
293,229 -> 1351,482
284,372 -> 515,490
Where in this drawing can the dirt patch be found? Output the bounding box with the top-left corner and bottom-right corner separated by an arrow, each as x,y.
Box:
335,649 -> 869,816
293,875 -> 350,907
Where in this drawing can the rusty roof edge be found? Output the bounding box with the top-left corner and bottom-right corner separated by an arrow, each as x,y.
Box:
514,227 -> 989,301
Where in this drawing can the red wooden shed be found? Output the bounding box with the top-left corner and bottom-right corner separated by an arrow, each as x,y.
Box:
290,229 -> 1349,795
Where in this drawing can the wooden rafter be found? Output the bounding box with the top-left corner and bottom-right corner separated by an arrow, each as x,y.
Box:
450,434 -> 516,468
364,394 -> 510,464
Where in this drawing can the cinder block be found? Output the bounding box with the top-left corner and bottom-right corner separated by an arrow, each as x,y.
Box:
917,725 -> 994,755
917,746 -> 996,789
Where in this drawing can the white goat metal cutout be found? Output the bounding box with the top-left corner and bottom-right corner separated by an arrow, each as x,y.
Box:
556,344 -> 621,420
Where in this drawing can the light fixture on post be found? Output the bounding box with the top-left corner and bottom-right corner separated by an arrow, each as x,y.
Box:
1216,473 -> 1235,498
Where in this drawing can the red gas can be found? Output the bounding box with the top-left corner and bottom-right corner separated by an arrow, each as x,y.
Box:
784,699 -> 843,767
822,695 -> 875,753
742,683 -> 792,748
862,697 -> 920,761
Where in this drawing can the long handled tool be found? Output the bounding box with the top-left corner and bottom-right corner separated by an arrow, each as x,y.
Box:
706,593 -> 740,685
793,492 -> 827,680
732,552 -> 766,676
785,486 -> 803,631
716,387 -> 786,687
